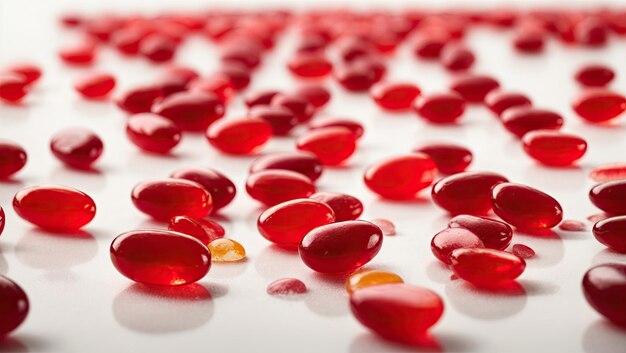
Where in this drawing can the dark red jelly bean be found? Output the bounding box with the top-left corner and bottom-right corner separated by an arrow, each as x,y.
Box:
218,62 -> 251,90
450,74 -> 500,103
74,71 -> 115,99
139,33 -> 177,63
414,143 -> 472,174
126,113 -> 182,154
188,73 -> 235,104
0,276 -> 29,336
258,198 -> 335,245
582,264 -> 626,326
131,179 -> 212,221
13,185 -> 96,230
0,73 -> 29,103
364,153 -> 437,200
522,130 -> 587,166
575,18 -> 609,47
295,85 -> 331,109
249,152 -> 323,182
501,107 -> 564,138
170,167 -> 236,211
50,128 -> 103,169
593,216 -> 626,252
441,44 -> 475,71
334,64 -> 377,92
153,65 -> 199,95
5,63 -> 42,85
413,33 -> 449,59
448,215 -> 513,250
309,118 -> 364,140
370,82 -> 421,111
296,127 -> 357,166
310,192 -> 364,222
59,39 -> 97,65
152,91 -> 225,132
287,53 -> 332,78
246,170 -> 316,206
299,220 -> 383,273
491,182 -> 563,229
245,89 -> 280,108
352,57 -> 386,82
0,140 -> 27,178
116,84 -> 164,114
168,215 -> 225,246
572,89 -> 626,123
575,64 -> 616,87
110,27 -> 147,56
431,228 -> 485,264
450,248 -> 526,287
248,105 -> 298,136
590,180 -> 626,215
432,172 -> 509,215
414,92 -> 466,124
484,90 -> 532,116
110,230 -> 211,286
513,29 -> 545,53
271,93 -> 315,123
206,118 -> 272,155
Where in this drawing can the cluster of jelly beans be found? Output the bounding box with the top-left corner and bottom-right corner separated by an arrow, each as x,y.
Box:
1,7 -> 626,345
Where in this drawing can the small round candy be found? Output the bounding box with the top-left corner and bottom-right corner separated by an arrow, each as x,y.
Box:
50,128 -> 103,169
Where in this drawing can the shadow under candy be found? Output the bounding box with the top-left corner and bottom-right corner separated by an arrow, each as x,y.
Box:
444,280 -> 527,321
349,331 -> 478,353
14,228 -> 98,270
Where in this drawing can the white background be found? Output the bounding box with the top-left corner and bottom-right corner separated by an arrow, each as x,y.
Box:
1,0 -> 626,352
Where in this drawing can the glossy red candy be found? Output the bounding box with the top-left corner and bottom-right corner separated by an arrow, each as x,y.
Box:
110,230 -> 211,286
484,90 -> 532,116
511,244 -> 536,259
491,182 -> 563,229
432,172 -> 508,215
0,140 -> 27,178
310,192 -> 364,222
364,153 -> 437,200
206,118 -> 272,155
246,170 -> 316,206
350,283 -> 444,345
450,248 -> 526,287
413,33 -> 449,59
249,152 -> 323,182
59,39 -> 97,65
513,30 -> 545,53
50,128 -> 103,169
441,44 -> 475,71
245,90 -> 280,108
370,82 -> 421,111
152,91 -> 225,132
219,62 -> 251,90
296,127 -> 357,166
188,73 -> 235,104
309,118 -> 364,139
590,164 -> 626,182
0,276 -> 29,336
168,215 -> 225,245
592,216 -> 626,252
575,18 -> 609,47
5,63 -> 42,85
0,73 -> 29,103
139,33 -> 177,62
334,64 -> 377,92
582,264 -> 626,326
258,199 -> 335,245
299,220 -> 383,273
431,228 -> 485,264
271,93 -> 315,123
590,180 -> 626,214
116,84 -> 164,114
522,130 -> 587,166
248,105 -> 298,136
450,75 -> 500,103
414,92 -> 466,124
74,72 -> 115,99
501,107 -> 564,138
13,185 -> 96,230
414,143 -> 472,174
131,179 -> 212,221
448,215 -> 513,250
126,113 -> 182,154
295,85 -> 331,109
170,167 -> 236,211
572,89 -> 626,123
575,64 -> 615,87
287,53 -> 332,78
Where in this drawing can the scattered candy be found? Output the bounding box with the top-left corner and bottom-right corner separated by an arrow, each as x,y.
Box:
592,216 -> 626,252
310,192 -> 363,222
448,215 -> 513,250
346,269 -> 404,294
170,167 -> 236,211
491,182 -> 563,229
267,278 -> 307,295
511,244 -> 536,259
432,171 -> 509,215
0,276 -> 29,336
131,179 -> 212,221
582,264 -> 626,326
208,238 -> 246,262
168,216 -> 225,246
364,153 -> 437,200
589,180 -> 626,215
50,128 -> 104,169
450,248 -> 526,287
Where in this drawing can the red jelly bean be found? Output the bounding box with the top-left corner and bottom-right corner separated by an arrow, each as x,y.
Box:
258,198 -> 335,246
246,170 -> 316,206
414,92 -> 466,124
287,53 -> 333,78
249,152 -> 323,182
295,85 -> 331,109
450,74 -> 500,103
188,73 -> 235,104
370,82 -> 421,111
206,118 -> 272,155
296,127 -> 357,166
450,248 -> 526,287
511,244 -> 536,259
334,64 -> 377,92
590,180 -> 626,215
310,192 -> 364,222
592,216 -> 626,252
572,89 -> 626,123
431,228 -> 485,264
350,283 -> 444,345
50,128 -> 103,169
139,33 -> 177,63
575,64 -> 616,87
590,164 -> 626,182
522,130 -> 587,166
0,73 -> 29,103
513,29 -> 545,53
0,140 -> 27,178
5,63 -> 42,85
245,89 -> 280,108
267,278 -> 307,295
218,62 -> 251,90
449,215 -> 513,250
491,182 -> 563,229
110,230 -> 211,286
0,276 -> 29,336
432,172 -> 509,215
170,167 -> 236,211
13,185 -> 96,230
413,33 -> 449,59
501,107 -> 564,138
248,105 -> 298,136
299,220 -> 383,273
74,71 -> 116,99
309,118 -> 364,140
116,84 -> 164,114
484,90 -> 532,116
152,91 -> 225,132
582,264 -> 626,326
414,143 -> 472,174
271,93 -> 315,123
59,39 -> 97,65
364,153 -> 437,200
168,215 -> 225,245
131,179 -> 212,221
441,44 -> 475,71
575,18 -> 609,47
126,113 -> 182,154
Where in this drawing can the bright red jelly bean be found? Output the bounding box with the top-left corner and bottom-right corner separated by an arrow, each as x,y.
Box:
110,230 -> 211,286
188,73 -> 235,104
448,215 -> 513,250
50,128 -> 103,169
296,127 -> 357,166
170,167 -> 236,212
501,107 -> 564,138
295,85 -> 331,109
513,29 -> 545,53
131,179 -> 212,221
287,53 -> 333,78
258,198 -> 335,246
370,82 -> 421,111
575,64 -> 616,87
5,63 -> 42,85
248,105 -> 298,136
59,39 -> 97,65
334,63 -> 377,92
432,172 -> 509,215
267,278 -> 307,295
245,89 -> 280,108
0,73 -> 29,103
74,71 -> 115,99
168,215 -> 225,246
590,164 -> 626,182
582,264 -> 626,326
271,93 -> 315,123
572,89 -> 626,123
139,33 -> 177,63
511,244 -> 536,259
484,90 -> 532,116
246,170 -> 316,206
589,180 -> 626,215
431,228 -> 485,264
592,216 -> 626,252
152,91 -> 225,132
310,192 -> 364,222
491,182 -> 563,229
116,84 -> 164,114
349,283 -> 444,345
522,130 -> 587,166
413,32 -> 449,59
13,185 -> 96,230
414,143 -> 472,174
309,118 -> 364,140
206,118 -> 272,155
450,248 -> 526,287
441,44 -> 475,72
249,152 -> 323,182
0,140 -> 27,178
126,113 -> 182,154
449,74 -> 500,103
0,276 -> 29,336
364,153 -> 437,200
414,92 -> 466,124
299,220 -> 383,273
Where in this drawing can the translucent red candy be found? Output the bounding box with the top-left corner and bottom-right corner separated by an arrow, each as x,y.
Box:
349,283 -> 444,345
219,62 -> 251,91
74,72 -> 116,99
139,33 -> 177,63
414,143 -> 472,174
13,185 -> 96,230
370,82 -> 421,111
334,64 -> 377,92
246,170 -> 316,206
501,107 -> 564,138
590,164 -> 626,182
296,127 -> 357,166
431,228 -> 485,264
589,180 -> 626,214
413,32 -> 449,59
310,192 -> 364,222
575,64 -> 616,87
126,113 -> 182,154
522,130 -> 587,166
592,216 -> 626,252
582,264 -> 626,326
249,152 -> 323,182
513,29 -> 545,53
484,90 -> 532,116
0,276 -> 29,336
364,153 -> 437,200
152,91 -> 225,132
491,182 -> 563,229
572,89 -> 626,123
295,85 -> 331,109
299,220 -> 383,273
287,53 -> 333,78
0,140 -> 27,178
267,278 -> 307,295
110,230 -> 211,286
59,39 -> 97,65
449,74 -> 500,103
441,44 -> 475,71
432,172 -> 509,215
189,73 -> 235,104
116,84 -> 164,114
168,215 -> 225,246
271,93 -> 315,123
448,215 -> 513,250
50,128 -> 104,169
511,244 -> 536,259
309,118 -> 364,140
131,179 -> 212,221
414,92 -> 466,124
248,106 -> 298,136
450,248 -> 526,287
245,90 -> 280,108
0,73 -> 29,103
258,199 -> 335,246
5,63 -> 42,85
170,167 -> 236,212
206,118 -> 272,155
575,18 -> 609,47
